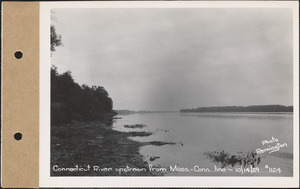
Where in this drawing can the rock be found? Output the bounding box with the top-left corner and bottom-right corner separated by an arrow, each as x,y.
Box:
150,156 -> 160,161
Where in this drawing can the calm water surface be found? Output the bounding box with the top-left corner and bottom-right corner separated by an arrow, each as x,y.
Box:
112,112 -> 293,176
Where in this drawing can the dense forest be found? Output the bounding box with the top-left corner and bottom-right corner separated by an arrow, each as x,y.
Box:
180,105 -> 293,113
51,66 -> 115,124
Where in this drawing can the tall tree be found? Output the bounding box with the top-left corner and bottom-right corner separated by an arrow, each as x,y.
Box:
50,25 -> 62,54
50,11 -> 63,54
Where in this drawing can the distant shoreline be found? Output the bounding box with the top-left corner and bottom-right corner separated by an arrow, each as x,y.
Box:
180,105 -> 293,113
116,111 -> 293,115
116,105 -> 293,115
115,110 -> 178,115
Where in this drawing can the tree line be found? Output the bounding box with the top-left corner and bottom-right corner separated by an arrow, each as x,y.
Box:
51,66 -> 115,124
180,105 -> 293,113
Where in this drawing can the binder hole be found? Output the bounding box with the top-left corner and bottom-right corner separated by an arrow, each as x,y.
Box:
14,51 -> 23,59
14,132 -> 22,141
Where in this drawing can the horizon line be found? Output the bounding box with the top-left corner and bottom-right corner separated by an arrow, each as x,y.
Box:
115,104 -> 294,112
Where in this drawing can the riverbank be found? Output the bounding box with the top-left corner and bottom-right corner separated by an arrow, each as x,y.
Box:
51,118 -> 164,176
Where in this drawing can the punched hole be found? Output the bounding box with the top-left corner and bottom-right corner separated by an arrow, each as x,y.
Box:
14,132 -> 22,141
14,51 -> 23,59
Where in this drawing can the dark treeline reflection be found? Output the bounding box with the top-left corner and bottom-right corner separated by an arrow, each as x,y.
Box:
51,65 -> 115,124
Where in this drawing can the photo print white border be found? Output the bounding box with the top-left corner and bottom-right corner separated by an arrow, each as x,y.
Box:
40,1 -> 299,187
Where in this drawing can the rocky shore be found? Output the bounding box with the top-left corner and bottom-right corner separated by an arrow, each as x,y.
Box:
51,119 -> 165,176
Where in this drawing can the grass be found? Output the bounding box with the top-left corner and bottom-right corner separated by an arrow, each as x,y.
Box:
124,124 -> 147,129
204,150 -> 261,168
145,141 -> 176,146
127,131 -> 152,137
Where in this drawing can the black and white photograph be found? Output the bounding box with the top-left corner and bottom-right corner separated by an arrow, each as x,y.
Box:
43,1 -> 297,184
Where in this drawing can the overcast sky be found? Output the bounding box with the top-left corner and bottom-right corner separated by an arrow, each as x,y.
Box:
51,8 -> 293,111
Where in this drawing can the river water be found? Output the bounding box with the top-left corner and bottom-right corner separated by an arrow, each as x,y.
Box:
112,112 -> 293,176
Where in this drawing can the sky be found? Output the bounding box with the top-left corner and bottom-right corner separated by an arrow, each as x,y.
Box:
51,8 -> 294,111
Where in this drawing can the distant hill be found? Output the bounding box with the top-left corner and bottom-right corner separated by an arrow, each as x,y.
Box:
180,105 -> 293,113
